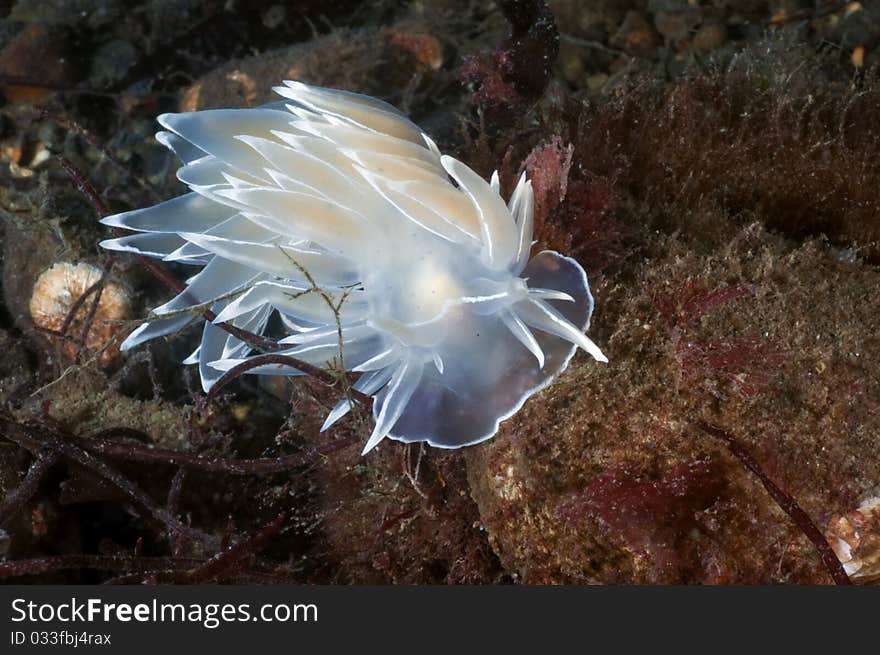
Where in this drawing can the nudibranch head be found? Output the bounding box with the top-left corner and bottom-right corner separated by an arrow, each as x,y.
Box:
100,81 -> 607,454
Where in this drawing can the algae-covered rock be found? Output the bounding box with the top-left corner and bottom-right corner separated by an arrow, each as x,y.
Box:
466,225 -> 880,583
19,367 -> 189,451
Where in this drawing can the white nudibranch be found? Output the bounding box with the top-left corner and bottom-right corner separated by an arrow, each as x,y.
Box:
100,80 -> 607,454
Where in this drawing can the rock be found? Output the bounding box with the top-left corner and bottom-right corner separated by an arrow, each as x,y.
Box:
466,225 -> 880,583
612,11 -> 659,54
387,27 -> 444,72
89,39 -> 140,88
586,72 -> 609,92
692,20 -> 727,53
0,328 -> 33,406
0,25 -> 77,103
550,0 -> 629,35
2,223 -> 61,331
179,25 -> 444,112
558,40 -> 586,85
261,4 -> 286,30
768,1 -> 814,25
839,2 -> 880,50
19,367 -> 190,451
654,8 -> 702,42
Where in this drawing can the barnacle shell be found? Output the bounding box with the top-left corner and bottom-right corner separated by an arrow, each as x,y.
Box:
826,496 -> 880,583
100,81 -> 606,453
29,262 -> 130,364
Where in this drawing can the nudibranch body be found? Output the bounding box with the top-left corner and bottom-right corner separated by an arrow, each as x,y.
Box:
101,81 -> 606,454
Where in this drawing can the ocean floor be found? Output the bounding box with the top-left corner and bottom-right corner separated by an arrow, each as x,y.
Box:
0,0 -> 878,584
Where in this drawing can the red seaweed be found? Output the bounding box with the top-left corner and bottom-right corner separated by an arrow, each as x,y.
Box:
460,0 -> 559,131
675,334 -> 786,397
655,281 -> 756,329
559,460 -> 727,579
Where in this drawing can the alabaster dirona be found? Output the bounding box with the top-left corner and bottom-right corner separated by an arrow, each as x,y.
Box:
101,81 -> 607,454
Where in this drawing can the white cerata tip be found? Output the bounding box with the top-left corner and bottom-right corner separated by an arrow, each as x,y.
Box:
100,80 -> 607,454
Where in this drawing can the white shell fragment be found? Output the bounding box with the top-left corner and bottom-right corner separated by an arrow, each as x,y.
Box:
100,80 -> 607,454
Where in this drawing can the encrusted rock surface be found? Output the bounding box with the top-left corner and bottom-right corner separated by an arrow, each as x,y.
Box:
467,225 -> 880,583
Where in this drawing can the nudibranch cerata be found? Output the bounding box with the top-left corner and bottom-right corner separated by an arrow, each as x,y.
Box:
100,81 -> 607,454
